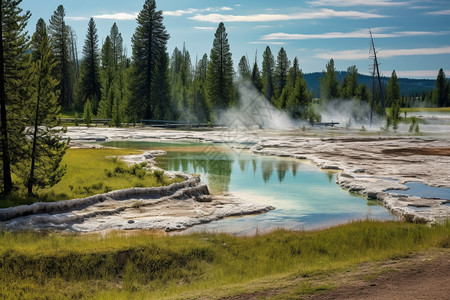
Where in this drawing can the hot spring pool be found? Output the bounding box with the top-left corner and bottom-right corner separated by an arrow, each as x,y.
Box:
103,141 -> 397,234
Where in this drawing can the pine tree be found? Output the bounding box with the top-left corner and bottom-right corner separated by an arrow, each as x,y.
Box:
79,17 -> 101,114
67,26 -> 79,86
274,47 -> 289,99
109,23 -> 123,70
251,56 -> 263,93
386,70 -> 400,107
169,47 -> 182,119
286,71 -> 309,119
340,65 -> 358,99
262,46 -> 274,101
0,0 -> 31,194
319,58 -> 339,101
432,68 -> 448,107
189,53 -> 210,122
276,57 -> 299,109
25,18 -> 68,195
129,0 -> 170,120
97,36 -> 113,118
356,83 -> 370,101
173,44 -> 192,121
206,22 -> 234,111
98,23 -> 126,125
83,99 -> 93,125
48,5 -> 73,108
238,55 -> 251,81
151,49 -> 171,120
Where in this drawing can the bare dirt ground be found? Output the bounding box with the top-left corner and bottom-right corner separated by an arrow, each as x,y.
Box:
309,249 -> 450,300
221,249 -> 450,300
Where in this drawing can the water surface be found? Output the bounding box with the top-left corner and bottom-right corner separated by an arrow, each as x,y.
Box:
103,141 -> 397,234
386,182 -> 450,200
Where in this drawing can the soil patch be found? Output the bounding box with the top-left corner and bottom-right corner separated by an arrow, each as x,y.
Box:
220,249 -> 450,300
310,250 -> 450,300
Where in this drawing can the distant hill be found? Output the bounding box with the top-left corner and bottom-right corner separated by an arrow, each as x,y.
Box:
303,72 -> 435,98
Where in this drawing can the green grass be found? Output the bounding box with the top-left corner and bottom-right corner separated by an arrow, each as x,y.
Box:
2,148 -> 182,207
0,220 -> 448,299
400,107 -> 450,113
59,108 -> 80,119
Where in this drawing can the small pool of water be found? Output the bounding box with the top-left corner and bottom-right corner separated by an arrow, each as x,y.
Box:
386,182 -> 450,200
103,141 -> 397,234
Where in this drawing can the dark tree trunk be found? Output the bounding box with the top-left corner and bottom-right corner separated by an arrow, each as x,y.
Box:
0,2 -> 13,194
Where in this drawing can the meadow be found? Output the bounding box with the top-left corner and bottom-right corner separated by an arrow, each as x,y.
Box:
2,148 -> 181,208
0,220 -> 448,299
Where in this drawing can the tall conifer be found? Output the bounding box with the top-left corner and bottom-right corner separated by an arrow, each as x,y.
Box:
49,5 -> 73,108
0,0 -> 31,194
25,18 -> 68,195
129,0 -> 169,120
206,22 -> 234,111
79,17 -> 101,114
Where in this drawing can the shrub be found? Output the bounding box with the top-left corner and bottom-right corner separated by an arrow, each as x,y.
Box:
153,170 -> 165,183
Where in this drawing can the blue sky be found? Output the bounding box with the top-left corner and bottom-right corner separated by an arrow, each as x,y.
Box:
20,0 -> 450,79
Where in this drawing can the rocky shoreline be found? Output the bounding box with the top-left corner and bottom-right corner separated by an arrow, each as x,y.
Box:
69,126 -> 450,225
0,172 -> 274,232
2,126 -> 449,232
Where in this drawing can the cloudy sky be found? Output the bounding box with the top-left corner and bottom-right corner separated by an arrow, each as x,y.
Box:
20,0 -> 450,79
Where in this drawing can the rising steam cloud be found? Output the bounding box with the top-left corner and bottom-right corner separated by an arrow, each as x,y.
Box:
218,81 -> 294,130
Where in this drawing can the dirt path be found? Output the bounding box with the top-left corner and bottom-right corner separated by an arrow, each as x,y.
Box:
221,249 -> 450,300
310,250 -> 450,300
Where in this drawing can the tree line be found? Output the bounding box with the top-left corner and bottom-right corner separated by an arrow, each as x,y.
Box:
1,0 -> 449,195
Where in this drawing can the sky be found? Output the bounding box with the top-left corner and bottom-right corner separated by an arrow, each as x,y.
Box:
19,0 -> 450,79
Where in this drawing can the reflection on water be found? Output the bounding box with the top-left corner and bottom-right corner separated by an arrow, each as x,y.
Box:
103,141 -> 397,234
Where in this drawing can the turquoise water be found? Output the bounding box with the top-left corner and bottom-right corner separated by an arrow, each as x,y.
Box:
386,182 -> 450,200
103,141 -> 397,234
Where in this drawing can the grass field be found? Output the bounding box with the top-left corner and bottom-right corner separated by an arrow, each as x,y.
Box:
400,107 -> 450,113
0,220 -> 448,299
2,148 -> 181,207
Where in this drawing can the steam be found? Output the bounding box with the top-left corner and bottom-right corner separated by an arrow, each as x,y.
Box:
218,82 -> 386,131
319,99 -> 384,129
218,81 -> 294,130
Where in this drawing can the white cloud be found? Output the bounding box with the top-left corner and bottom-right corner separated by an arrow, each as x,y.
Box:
307,0 -> 408,7
164,7 -> 232,17
262,28 -> 450,40
66,16 -> 89,21
248,41 -> 285,45
315,46 -> 450,60
426,9 -> 450,15
391,70 -> 449,78
379,46 -> 450,58
67,12 -> 138,21
315,49 -> 369,60
93,12 -> 138,20
253,25 -> 276,29
189,8 -> 386,23
193,26 -> 215,31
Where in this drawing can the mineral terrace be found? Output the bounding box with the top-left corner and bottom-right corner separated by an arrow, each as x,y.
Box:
1,126 -> 449,232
